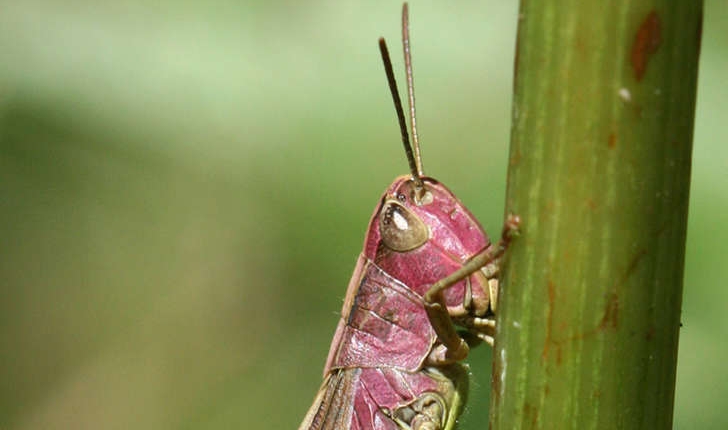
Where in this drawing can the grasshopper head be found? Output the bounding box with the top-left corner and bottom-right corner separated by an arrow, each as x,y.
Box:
370,10 -> 494,316
362,175 -> 493,316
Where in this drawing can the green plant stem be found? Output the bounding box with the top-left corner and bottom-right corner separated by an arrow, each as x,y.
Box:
490,1 -> 702,429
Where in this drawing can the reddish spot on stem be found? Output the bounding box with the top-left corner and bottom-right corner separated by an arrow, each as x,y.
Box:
510,148 -> 523,166
523,402 -> 539,428
541,280 -> 556,360
621,248 -> 648,285
598,293 -> 619,330
555,345 -> 563,365
608,132 -> 617,149
534,250 -> 649,371
645,325 -> 656,340
631,11 -> 661,81
586,198 -> 597,211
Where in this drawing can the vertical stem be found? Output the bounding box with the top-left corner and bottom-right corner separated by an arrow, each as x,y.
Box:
490,1 -> 702,429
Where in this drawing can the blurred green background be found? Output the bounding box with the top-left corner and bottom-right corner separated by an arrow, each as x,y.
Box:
0,1 -> 725,428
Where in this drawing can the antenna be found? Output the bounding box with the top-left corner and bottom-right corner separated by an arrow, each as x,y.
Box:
378,38 -> 425,193
401,3 -> 424,177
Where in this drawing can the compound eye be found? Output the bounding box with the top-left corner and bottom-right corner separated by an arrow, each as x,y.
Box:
379,200 -> 428,252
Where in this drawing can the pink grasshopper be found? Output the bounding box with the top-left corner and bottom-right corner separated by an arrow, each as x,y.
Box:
299,4 -> 519,429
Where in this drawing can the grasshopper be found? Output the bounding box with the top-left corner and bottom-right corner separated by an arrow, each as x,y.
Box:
299,4 -> 519,429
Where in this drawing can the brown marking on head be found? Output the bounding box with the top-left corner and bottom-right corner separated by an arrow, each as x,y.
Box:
631,11 -> 661,81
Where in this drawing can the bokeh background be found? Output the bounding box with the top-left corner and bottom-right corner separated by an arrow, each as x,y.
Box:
1,1 -> 725,428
